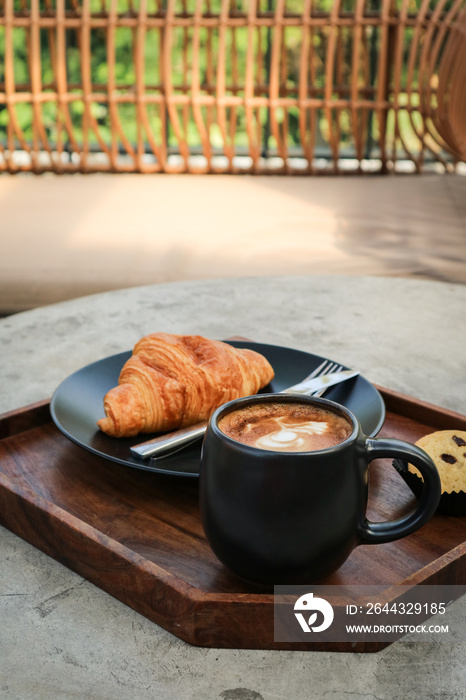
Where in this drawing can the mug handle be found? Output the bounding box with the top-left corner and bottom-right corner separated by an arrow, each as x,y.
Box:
359,438 -> 441,544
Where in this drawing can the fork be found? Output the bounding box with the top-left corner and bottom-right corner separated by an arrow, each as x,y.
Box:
130,359 -> 345,461
296,360 -> 344,397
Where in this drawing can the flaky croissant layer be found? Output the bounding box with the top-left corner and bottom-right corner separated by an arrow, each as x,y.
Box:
97,333 -> 275,437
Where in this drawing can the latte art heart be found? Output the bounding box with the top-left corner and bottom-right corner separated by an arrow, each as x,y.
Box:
218,401 -> 352,453
255,419 -> 329,450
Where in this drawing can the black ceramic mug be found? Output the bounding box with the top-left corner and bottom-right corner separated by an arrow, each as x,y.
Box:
199,394 -> 441,586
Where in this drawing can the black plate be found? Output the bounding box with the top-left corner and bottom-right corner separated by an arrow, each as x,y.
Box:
50,341 -> 385,477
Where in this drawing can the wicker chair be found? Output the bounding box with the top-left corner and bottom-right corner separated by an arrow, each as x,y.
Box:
0,0 -> 465,174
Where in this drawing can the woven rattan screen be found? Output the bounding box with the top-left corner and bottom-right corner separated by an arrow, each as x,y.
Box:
0,0 -> 465,174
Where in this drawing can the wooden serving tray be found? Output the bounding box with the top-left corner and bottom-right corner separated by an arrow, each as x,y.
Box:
1,388 -> 466,653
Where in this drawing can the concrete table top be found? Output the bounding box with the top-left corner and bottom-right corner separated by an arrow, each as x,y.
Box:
1,275 -> 465,700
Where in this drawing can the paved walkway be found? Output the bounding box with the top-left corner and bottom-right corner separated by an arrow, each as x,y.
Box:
1,172 -> 465,314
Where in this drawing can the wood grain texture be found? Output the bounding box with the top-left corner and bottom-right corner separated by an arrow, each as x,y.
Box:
1,389 -> 466,652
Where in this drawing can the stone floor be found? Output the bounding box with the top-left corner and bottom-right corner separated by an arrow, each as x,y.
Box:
0,171 -> 465,315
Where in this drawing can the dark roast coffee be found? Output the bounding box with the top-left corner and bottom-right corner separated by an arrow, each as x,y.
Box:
218,401 -> 352,452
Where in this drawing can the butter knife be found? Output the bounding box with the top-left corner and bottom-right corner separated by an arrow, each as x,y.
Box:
130,368 -> 359,460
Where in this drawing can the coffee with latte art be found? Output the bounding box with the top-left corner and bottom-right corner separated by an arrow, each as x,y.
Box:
218,401 -> 352,452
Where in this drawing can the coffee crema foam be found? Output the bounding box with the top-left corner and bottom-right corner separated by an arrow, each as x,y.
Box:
218,402 -> 352,452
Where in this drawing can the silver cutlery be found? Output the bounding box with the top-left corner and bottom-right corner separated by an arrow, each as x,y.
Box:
130,360 -> 359,461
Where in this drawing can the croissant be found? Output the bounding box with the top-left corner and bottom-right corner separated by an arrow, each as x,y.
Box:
97,333 -> 275,437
